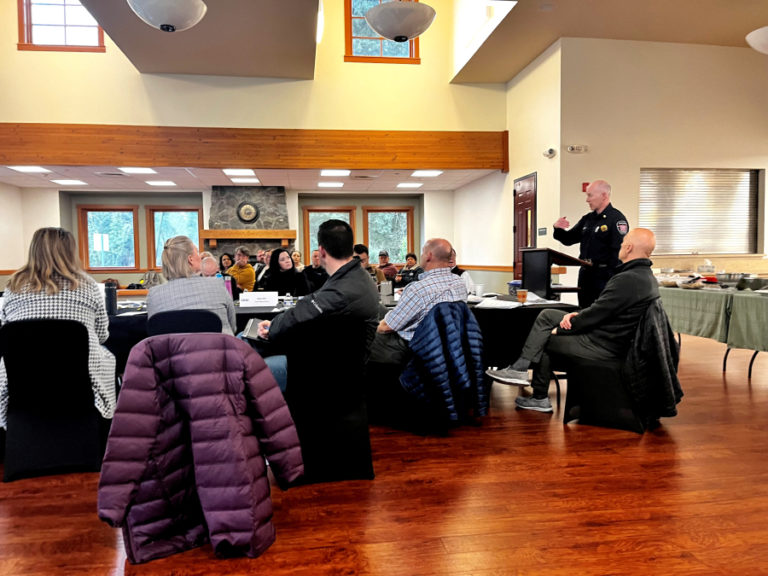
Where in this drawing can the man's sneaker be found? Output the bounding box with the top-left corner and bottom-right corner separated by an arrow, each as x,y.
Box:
515,396 -> 553,413
485,366 -> 530,386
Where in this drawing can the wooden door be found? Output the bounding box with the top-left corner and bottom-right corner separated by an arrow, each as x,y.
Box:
513,173 -> 537,279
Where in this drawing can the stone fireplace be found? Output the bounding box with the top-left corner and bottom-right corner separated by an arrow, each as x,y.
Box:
203,185 -> 297,259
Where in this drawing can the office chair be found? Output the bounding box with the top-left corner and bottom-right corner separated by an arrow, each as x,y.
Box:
147,309 -> 223,336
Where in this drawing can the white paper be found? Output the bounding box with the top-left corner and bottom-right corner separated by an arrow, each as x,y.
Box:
474,297 -> 522,309
239,291 -> 278,307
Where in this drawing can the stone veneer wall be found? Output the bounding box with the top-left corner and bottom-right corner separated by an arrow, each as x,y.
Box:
207,185 -> 295,258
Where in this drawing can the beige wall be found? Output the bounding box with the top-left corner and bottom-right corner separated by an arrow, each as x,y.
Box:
0,183 -> 24,272
0,0 -> 505,131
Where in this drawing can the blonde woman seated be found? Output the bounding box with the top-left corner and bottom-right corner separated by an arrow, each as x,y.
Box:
147,236 -> 237,335
0,227 -> 117,429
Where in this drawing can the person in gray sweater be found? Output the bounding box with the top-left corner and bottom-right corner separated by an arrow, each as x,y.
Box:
486,228 -> 659,413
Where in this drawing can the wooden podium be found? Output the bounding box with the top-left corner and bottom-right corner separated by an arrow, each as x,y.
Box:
521,248 -> 590,300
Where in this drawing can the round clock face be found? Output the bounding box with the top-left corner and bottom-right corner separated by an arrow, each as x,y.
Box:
237,201 -> 260,223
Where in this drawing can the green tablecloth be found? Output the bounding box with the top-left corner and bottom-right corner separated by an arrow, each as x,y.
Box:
659,287 -> 733,343
726,292 -> 768,352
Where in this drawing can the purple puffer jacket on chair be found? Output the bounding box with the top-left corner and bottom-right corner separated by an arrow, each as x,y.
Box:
97,333 -> 304,564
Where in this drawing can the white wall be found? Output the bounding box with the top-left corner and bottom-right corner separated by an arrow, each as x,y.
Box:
560,38 -> 768,254
422,190 -> 455,244
21,189 -> 61,253
0,183 -> 24,270
452,0 -> 515,79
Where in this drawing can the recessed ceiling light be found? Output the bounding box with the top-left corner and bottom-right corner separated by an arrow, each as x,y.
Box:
397,182 -> 423,189
146,180 -> 177,187
51,179 -> 87,186
318,182 -> 344,188
321,169 -> 351,177
223,168 -> 255,176
7,166 -> 51,173
411,170 -> 443,178
230,177 -> 261,184
118,167 -> 157,174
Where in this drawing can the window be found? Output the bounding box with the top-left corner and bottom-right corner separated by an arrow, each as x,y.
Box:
363,207 -> 414,263
302,207 -> 356,257
18,0 -> 105,52
147,207 -> 203,269
344,0 -> 420,64
77,206 -> 140,271
638,168 -> 759,255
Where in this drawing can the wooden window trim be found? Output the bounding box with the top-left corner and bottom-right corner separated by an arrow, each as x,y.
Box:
77,205 -> 140,273
362,206 -> 415,264
17,0 -> 106,53
344,0 -> 420,65
302,206 -> 357,263
146,206 -> 204,271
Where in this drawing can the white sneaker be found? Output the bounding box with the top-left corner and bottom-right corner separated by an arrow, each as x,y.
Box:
485,366 -> 530,386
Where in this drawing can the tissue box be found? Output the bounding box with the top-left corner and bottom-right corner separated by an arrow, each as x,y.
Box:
697,265 -> 715,273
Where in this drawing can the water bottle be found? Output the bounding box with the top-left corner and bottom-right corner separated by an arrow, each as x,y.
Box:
105,282 -> 118,316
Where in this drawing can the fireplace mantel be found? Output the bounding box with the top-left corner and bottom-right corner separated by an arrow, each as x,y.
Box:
199,229 -> 296,248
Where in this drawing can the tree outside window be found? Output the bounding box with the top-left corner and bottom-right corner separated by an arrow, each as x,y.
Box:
364,207 -> 414,263
303,208 -> 355,256
78,207 -> 139,270
148,208 -> 202,268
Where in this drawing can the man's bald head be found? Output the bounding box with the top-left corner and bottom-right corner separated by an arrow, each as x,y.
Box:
619,227 -> 656,263
585,179 -> 612,213
421,238 -> 453,271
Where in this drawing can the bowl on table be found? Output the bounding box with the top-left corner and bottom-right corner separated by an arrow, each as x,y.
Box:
716,273 -> 745,287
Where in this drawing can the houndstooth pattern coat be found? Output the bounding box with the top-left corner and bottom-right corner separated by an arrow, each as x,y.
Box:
0,274 -> 117,428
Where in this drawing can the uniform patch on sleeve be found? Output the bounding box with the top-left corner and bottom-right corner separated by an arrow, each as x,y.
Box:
617,221 -> 629,235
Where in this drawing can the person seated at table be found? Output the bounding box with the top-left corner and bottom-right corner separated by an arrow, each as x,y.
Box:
201,256 -> 219,277
394,252 -> 423,288
368,238 -> 468,368
449,249 -> 475,296
303,249 -> 329,293
226,246 -> 256,292
354,244 -> 385,284
485,228 -> 659,413
291,250 -> 305,272
0,227 -> 117,429
147,235 -> 237,335
262,249 -> 310,297
377,250 -> 398,281
219,252 -> 234,275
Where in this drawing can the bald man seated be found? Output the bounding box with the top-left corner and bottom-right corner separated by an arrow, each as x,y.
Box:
486,228 -> 659,413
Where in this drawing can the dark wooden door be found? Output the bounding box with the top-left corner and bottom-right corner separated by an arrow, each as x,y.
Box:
513,174 -> 537,279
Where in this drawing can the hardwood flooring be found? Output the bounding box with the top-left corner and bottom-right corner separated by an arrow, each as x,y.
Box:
2,335 -> 768,575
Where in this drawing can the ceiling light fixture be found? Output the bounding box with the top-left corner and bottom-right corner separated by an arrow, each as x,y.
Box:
746,26 -> 768,55
365,0 -> 436,43
7,166 -> 51,173
118,166 -> 156,174
51,179 -> 87,186
126,0 -> 207,33
223,168 -> 255,176
146,180 -> 177,186
321,169 -> 351,177
411,170 -> 443,177
318,182 -> 344,188
230,177 -> 261,184
397,182 -> 423,189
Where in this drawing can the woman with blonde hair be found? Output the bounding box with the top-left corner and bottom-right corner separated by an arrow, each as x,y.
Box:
0,227 -> 117,429
146,235 -> 237,335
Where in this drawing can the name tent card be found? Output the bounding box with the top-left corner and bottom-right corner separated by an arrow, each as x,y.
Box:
239,291 -> 279,307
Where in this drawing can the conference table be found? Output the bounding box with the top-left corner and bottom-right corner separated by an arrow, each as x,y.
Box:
659,286 -> 768,376
105,298 -> 578,375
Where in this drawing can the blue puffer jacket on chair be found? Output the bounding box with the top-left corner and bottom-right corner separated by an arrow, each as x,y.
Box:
400,301 -> 487,423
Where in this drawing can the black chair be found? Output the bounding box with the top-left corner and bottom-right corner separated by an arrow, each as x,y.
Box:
280,316 -> 374,484
1,319 -> 109,482
147,309 -> 223,336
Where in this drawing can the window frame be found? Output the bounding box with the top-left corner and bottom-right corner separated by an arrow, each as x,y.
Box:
344,0 -> 421,65
302,206 -> 357,262
146,206 -> 204,271
362,206 -> 415,264
77,205 -> 140,273
17,0 -> 106,53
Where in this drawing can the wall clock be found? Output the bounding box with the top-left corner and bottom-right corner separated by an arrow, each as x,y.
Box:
236,201 -> 260,223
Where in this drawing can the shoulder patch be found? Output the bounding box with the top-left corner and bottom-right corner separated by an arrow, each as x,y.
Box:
617,221 -> 629,235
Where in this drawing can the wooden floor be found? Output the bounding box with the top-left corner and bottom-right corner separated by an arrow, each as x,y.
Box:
2,335 -> 768,575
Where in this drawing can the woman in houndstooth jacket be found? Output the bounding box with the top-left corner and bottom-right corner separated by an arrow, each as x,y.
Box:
0,227 -> 117,429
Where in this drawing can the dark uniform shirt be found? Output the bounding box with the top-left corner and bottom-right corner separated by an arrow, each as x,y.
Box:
553,203 -> 629,308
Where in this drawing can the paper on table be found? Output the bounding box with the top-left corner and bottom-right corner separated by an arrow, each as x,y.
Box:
474,297 -> 522,309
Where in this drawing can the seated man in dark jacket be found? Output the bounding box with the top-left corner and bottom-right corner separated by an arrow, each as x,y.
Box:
486,228 -> 659,413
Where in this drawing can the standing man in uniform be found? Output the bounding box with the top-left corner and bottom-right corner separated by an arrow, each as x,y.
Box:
553,179 -> 628,308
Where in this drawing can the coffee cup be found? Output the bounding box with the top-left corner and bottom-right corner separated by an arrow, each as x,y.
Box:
474,284 -> 485,296
516,288 -> 528,303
